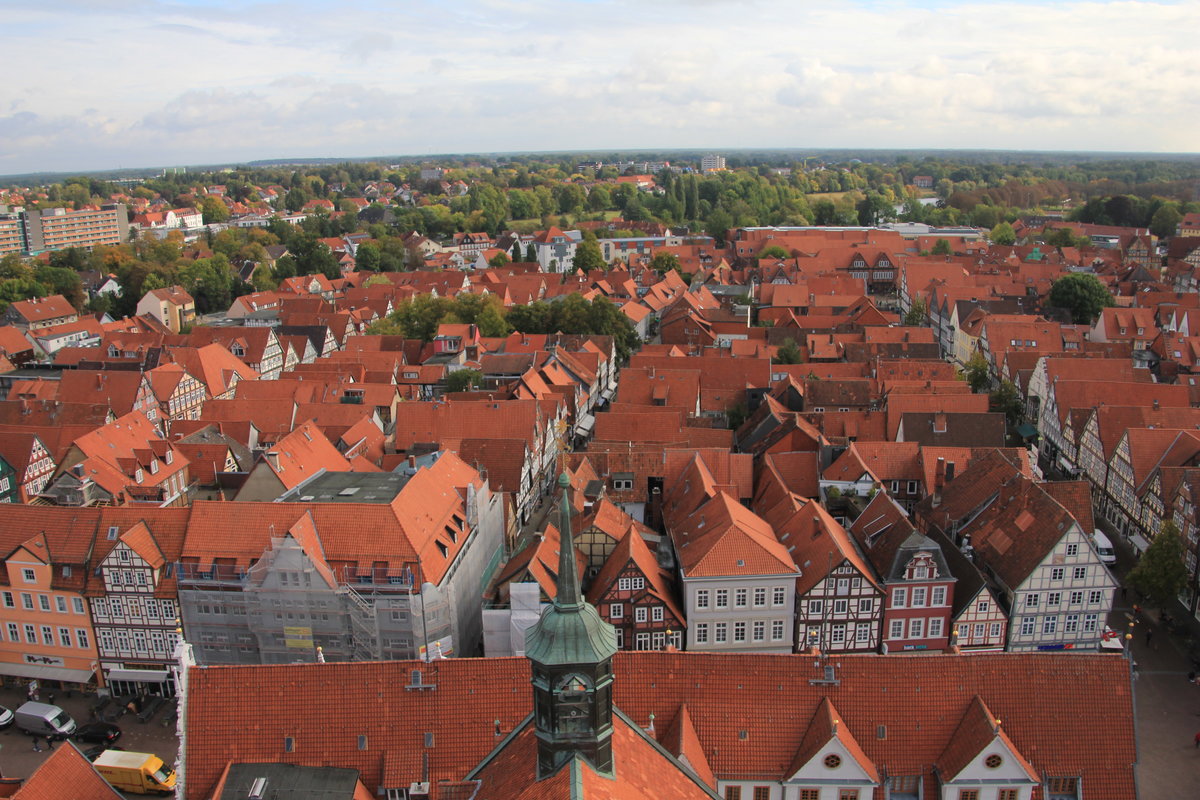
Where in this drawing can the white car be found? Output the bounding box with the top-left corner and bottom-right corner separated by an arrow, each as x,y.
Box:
0,706 -> 13,730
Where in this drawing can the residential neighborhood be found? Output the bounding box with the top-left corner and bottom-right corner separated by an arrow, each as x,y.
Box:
1,151 -> 1199,799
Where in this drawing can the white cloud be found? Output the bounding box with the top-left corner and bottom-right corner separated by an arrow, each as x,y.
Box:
0,0 -> 1196,172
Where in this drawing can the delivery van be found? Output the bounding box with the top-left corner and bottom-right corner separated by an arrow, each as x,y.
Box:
14,701 -> 76,737
93,750 -> 177,795
1092,531 -> 1117,565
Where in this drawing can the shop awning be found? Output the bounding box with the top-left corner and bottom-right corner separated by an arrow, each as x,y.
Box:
1016,423 -> 1038,440
106,668 -> 173,683
2,663 -> 96,683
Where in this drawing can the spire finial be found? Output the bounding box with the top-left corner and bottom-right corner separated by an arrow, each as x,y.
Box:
555,472 -> 581,608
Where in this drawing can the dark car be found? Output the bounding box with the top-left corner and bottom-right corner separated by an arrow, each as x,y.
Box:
73,721 -> 122,744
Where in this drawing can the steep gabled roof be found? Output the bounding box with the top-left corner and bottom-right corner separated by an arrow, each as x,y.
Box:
936,696 -> 1039,783
672,492 -> 797,579
787,697 -> 879,783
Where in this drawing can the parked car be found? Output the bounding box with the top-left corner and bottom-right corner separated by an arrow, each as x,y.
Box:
0,706 -> 12,730
74,721 -> 122,744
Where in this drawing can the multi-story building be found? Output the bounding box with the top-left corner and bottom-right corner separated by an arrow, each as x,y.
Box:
916,451 -> 1116,652
177,453 -> 503,664
587,529 -> 684,651
21,203 -> 129,253
0,207 -> 24,256
136,286 -> 196,334
0,432 -> 56,501
786,500 -> 885,653
669,485 -> 798,654
3,294 -> 78,331
90,509 -> 188,696
849,493 -> 955,653
0,509 -> 100,691
530,226 -> 580,273
700,154 -> 726,172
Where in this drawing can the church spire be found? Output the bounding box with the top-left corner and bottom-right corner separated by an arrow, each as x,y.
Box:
555,471 -> 582,609
524,471 -> 619,779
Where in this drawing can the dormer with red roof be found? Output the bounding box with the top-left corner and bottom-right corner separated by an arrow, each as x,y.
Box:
233,420 -> 355,501
935,696 -> 1040,798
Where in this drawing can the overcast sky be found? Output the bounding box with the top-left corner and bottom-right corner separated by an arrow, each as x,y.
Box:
1,0 -> 1196,175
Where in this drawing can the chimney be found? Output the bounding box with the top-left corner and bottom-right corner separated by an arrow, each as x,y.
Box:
933,457 -> 945,507
1153,398 -> 1160,411
945,461 -> 956,483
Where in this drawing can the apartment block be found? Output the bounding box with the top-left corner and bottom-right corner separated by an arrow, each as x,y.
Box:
22,203 -> 129,253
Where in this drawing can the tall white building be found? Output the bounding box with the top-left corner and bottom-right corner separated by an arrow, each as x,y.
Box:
701,154 -> 726,172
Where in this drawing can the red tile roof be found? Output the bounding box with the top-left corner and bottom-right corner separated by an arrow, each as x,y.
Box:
12,741 -> 124,800
181,652 -> 1135,800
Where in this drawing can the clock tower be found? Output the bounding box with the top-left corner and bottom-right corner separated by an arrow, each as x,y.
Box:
524,473 -> 620,779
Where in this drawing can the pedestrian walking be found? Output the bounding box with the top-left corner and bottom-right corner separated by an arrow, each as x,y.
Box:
44,736 -> 53,750
1194,731 -> 1200,748
1145,628 -> 1153,647
47,692 -> 55,705
32,737 -> 41,753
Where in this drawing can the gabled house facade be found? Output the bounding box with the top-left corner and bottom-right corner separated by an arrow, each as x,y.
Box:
588,531 -> 685,651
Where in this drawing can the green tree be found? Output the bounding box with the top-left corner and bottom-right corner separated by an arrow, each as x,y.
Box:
1149,203 -> 1182,239
963,351 -> 991,393
773,338 -> 802,365
573,236 -> 606,271
1047,273 -> 1115,324
903,297 -> 928,327
511,241 -> 523,262
200,195 -> 230,224
931,238 -> 953,256
759,245 -> 790,259
989,221 -> 1017,246
1126,520 -> 1188,611
445,368 -> 484,393
650,252 -> 681,274
525,243 -> 537,262
488,251 -> 510,267
475,302 -> 511,337
355,242 -> 382,272
989,379 -> 1023,426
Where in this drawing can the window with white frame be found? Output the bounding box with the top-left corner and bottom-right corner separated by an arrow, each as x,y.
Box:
715,623 -> 727,643
989,622 -> 1002,638
772,586 -> 786,606
1047,592 -> 1061,606
911,587 -> 927,607
1051,567 -> 1064,581
858,598 -> 873,613
21,593 -> 32,610
715,589 -> 729,609
1043,616 -> 1058,634
1083,613 -> 1098,632
652,606 -> 664,622
830,624 -> 846,643
610,603 -> 623,619
1069,590 -> 1083,605
733,622 -> 746,642
928,617 -> 943,637
753,588 -> 766,607
909,618 -> 924,638
889,620 -> 904,639
892,587 -> 907,607
735,589 -> 748,608
1088,590 -> 1103,604
808,599 -> 823,615
1066,543 -> 1079,556
855,623 -> 871,643
635,607 -> 647,623
21,568 -> 36,583
1072,566 -> 1086,580
1026,593 -> 1039,608
695,624 -> 709,644
771,620 -> 785,641
1020,617 -> 1035,635
1064,614 -> 1079,633
696,590 -> 709,609
931,586 -> 946,606
752,621 -> 765,641
833,599 -> 848,614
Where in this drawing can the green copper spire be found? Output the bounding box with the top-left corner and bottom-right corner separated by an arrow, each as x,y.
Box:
555,471 -> 582,609
524,472 -> 618,666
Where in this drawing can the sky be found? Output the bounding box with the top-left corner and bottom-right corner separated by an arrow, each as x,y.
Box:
1,0 -> 1197,175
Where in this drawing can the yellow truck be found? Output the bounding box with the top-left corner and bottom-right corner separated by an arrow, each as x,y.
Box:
93,750 -> 176,795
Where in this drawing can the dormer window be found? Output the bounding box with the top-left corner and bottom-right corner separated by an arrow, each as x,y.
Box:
135,469 -> 144,484
231,343 -> 245,357
149,460 -> 159,475
165,450 -> 173,465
